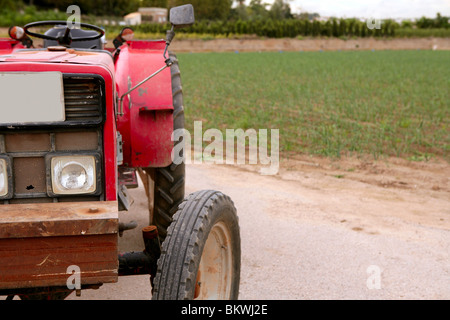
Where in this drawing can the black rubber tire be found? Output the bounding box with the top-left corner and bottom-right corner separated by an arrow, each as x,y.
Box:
152,190 -> 241,300
152,52 -> 186,243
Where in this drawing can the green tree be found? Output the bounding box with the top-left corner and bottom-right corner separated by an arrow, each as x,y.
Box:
331,18 -> 338,37
401,19 -> 413,28
311,20 -> 320,36
269,0 -> 292,20
173,0 -> 232,20
416,16 -> 434,28
322,20 -> 332,37
33,0 -> 140,16
141,0 -> 168,7
235,0 -> 248,20
434,13 -> 449,28
0,0 -> 19,11
228,0 -> 248,20
248,0 -> 269,20
339,18 -> 347,36
354,20 -> 361,37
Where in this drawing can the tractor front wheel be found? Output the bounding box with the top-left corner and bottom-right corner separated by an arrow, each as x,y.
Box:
152,190 -> 241,300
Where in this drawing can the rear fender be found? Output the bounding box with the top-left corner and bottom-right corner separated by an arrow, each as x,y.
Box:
115,40 -> 174,168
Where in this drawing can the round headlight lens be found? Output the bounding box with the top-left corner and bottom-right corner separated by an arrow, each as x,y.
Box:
51,156 -> 96,195
59,162 -> 88,190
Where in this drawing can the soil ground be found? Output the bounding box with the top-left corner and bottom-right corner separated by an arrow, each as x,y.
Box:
169,37 -> 450,52
67,155 -> 449,300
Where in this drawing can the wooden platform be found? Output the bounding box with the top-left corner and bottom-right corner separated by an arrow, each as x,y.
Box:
0,201 -> 118,290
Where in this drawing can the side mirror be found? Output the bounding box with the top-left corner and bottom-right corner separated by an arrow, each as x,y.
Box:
169,4 -> 195,29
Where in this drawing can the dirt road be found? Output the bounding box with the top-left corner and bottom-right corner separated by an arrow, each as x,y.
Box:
170,37 -> 450,52
66,155 -> 449,300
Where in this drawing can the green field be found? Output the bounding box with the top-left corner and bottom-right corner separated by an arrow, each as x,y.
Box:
177,50 -> 449,161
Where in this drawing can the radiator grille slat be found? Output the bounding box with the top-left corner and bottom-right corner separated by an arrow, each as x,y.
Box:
63,78 -> 102,122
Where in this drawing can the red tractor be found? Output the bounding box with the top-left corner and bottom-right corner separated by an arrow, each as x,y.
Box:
0,5 -> 240,300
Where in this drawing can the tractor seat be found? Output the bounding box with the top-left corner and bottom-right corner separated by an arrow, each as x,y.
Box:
43,26 -> 104,50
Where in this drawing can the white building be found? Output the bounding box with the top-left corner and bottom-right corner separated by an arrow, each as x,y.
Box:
124,12 -> 142,26
124,8 -> 168,26
139,7 -> 168,23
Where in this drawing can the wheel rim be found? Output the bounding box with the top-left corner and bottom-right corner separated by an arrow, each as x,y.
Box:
195,221 -> 233,300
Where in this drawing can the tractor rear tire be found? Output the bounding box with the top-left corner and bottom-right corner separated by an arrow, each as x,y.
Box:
151,52 -> 185,243
152,190 -> 241,300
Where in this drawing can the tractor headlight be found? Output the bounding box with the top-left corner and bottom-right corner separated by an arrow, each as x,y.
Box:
49,155 -> 100,195
0,159 -> 7,197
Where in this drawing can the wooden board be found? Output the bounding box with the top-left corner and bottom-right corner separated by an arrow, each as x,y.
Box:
0,201 -> 118,239
0,201 -> 119,289
0,234 -> 118,289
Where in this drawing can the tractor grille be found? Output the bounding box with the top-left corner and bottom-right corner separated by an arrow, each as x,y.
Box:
0,129 -> 103,204
63,76 -> 103,123
0,74 -> 106,204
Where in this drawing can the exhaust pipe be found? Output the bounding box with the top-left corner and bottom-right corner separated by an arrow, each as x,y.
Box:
118,226 -> 161,277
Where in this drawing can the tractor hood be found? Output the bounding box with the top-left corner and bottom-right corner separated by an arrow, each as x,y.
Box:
0,48 -> 114,73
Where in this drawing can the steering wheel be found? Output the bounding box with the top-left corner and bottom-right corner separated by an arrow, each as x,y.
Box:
23,20 -> 105,46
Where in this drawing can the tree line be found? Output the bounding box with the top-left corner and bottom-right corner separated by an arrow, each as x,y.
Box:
1,0 -> 448,39
134,18 -> 399,38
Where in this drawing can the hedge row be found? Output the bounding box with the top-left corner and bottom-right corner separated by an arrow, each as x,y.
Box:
128,18 -> 450,38
131,19 -> 399,38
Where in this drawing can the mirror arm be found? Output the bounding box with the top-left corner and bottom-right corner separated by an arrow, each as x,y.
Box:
117,25 -> 176,117
117,59 -> 173,117
164,25 -> 175,60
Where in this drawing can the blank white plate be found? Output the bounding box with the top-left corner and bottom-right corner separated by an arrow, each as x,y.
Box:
0,72 -> 65,124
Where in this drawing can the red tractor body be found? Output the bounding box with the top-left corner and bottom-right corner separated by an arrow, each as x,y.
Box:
0,4 -> 241,300
0,39 -> 24,55
0,38 -> 174,294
